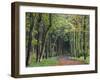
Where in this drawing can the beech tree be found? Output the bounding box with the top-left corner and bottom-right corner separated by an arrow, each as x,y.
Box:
26,12 -> 89,66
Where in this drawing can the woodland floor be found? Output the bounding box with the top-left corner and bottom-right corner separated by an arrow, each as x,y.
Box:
29,55 -> 87,67
57,56 -> 85,65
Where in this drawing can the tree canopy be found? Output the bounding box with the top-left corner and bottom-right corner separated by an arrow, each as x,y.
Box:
25,12 -> 89,66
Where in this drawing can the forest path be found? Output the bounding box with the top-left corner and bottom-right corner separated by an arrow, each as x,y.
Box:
57,56 -> 85,65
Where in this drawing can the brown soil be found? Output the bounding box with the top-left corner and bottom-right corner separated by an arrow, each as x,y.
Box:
58,56 -> 85,65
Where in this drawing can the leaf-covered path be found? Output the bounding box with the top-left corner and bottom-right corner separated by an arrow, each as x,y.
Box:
57,56 -> 85,65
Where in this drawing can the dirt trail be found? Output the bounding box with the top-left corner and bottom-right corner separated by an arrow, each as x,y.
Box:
58,56 -> 85,65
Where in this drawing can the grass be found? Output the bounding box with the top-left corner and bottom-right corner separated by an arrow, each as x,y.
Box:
28,55 -> 58,67
28,53 -> 90,67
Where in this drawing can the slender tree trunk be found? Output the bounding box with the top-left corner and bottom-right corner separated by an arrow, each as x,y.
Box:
83,16 -> 86,60
26,14 -> 34,66
45,41 -> 48,59
36,14 -> 42,62
39,14 -> 52,62
73,30 -> 76,57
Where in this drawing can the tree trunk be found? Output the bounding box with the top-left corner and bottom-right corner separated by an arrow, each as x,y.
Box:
26,13 -> 34,66
39,14 -> 52,62
83,16 -> 86,60
36,14 -> 42,62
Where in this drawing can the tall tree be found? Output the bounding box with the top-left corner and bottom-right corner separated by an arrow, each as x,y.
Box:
26,13 -> 35,66
39,14 -> 52,62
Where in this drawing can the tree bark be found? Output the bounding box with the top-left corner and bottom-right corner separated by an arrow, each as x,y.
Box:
83,16 -> 86,60
36,14 -> 42,62
26,13 -> 34,66
39,14 -> 52,62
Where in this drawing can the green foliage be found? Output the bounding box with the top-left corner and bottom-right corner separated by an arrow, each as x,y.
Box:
42,13 -> 50,27
32,39 -> 37,46
29,57 -> 58,67
26,12 -> 90,66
